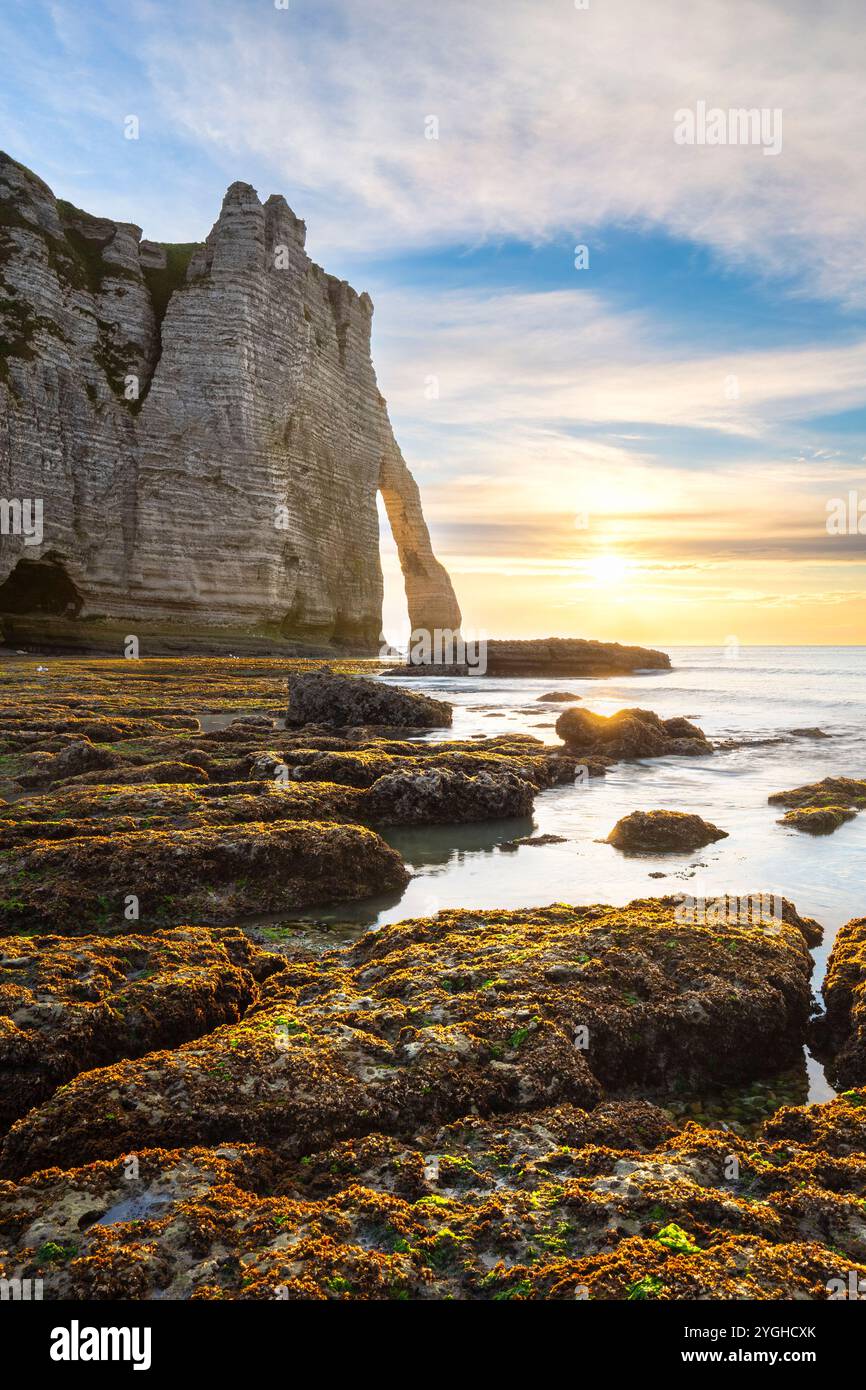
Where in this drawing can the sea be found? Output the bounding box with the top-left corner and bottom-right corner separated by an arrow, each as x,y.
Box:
305,646 -> 866,1108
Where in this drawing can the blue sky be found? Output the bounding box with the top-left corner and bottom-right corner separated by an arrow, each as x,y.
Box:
2,0 -> 865,641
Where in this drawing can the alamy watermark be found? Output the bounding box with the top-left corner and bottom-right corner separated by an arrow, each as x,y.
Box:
0,1277 -> 43,1300
0,497 -> 43,545
674,101 -> 782,157
386,627 -> 488,674
826,491 -> 866,535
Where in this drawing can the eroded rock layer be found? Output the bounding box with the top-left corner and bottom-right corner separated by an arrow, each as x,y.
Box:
3,1092 -> 866,1300
0,896 -> 817,1177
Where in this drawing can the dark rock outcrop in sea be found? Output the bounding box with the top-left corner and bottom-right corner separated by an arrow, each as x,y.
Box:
556,706 -> 711,761
606,810 -> 728,852
779,806 -> 857,835
286,669 -> 452,729
480,639 -> 671,677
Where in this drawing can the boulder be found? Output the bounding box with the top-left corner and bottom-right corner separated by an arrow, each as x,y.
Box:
556,706 -> 711,761
769,777 -> 866,810
779,806 -> 857,835
362,768 -> 535,825
606,810 -> 729,852
287,670 -> 452,729
815,918 -> 866,1088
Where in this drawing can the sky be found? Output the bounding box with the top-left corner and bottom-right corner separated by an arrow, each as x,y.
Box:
2,0 -> 865,646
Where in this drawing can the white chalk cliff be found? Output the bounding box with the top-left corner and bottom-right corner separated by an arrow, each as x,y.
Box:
0,154 -> 461,650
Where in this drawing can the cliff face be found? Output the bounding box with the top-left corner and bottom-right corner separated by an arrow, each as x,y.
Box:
0,154 -> 460,650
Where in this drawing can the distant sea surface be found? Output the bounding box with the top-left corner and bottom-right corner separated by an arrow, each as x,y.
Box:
317,646 -> 866,1102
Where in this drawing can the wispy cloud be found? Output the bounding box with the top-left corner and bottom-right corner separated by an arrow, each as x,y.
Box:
370,284 -> 866,440
125,0 -> 866,302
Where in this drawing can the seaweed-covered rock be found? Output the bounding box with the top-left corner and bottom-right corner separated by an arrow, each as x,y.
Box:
15,739 -> 121,789
285,736 -> 575,792
606,811 -> 728,853
0,896 -> 817,1176
768,777 -> 866,810
779,806 -> 857,835
0,821 -> 408,935
363,768 -> 535,825
815,918 -> 866,1088
0,927 -> 284,1131
555,707 -> 711,761
63,760 -> 210,788
0,716 -> 202,751
287,670 -> 451,729
761,1086 -> 866,1155
2,1093 -> 866,1300
0,762 -> 541,847
500,833 -> 568,851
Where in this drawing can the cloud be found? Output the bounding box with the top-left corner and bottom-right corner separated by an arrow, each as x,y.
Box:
130,0 -> 866,302
369,283 -> 866,442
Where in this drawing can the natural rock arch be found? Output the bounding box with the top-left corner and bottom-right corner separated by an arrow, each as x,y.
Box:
378,448 -> 461,639
0,156 -> 461,652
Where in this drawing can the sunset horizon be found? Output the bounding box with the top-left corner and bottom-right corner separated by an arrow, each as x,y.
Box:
2,0 -> 865,1346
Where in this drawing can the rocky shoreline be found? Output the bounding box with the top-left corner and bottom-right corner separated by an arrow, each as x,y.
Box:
0,656 -> 863,1300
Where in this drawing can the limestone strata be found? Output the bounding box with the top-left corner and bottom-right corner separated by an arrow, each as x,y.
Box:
283,736 -> 573,791
1,1091 -> 864,1299
0,153 -> 459,650
0,769 -> 537,846
0,896 -> 817,1176
0,821 -> 408,935
0,927 -> 284,1131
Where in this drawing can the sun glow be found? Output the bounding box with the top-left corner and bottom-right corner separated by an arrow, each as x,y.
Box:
586,553 -> 631,585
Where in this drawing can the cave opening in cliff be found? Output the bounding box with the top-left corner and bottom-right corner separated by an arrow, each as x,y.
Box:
377,489 -> 410,652
0,557 -> 83,618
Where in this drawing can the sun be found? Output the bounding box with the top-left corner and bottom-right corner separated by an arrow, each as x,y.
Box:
586,553 -> 631,585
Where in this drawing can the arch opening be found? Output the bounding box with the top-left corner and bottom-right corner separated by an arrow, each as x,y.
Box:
377,488 -> 410,654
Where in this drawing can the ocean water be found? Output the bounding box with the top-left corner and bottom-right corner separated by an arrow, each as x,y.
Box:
309,647 -> 866,1104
